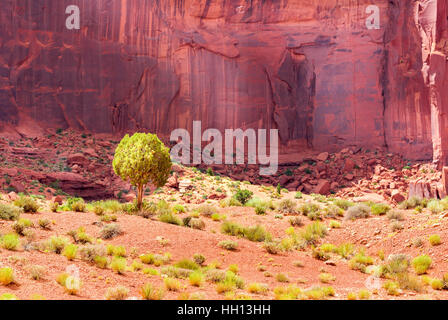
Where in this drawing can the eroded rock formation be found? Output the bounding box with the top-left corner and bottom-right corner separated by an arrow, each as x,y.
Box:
0,0 -> 447,163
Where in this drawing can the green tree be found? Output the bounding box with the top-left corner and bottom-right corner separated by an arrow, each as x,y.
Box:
113,133 -> 172,209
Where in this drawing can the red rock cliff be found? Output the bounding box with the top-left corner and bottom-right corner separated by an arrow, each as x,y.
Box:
0,0 -> 447,163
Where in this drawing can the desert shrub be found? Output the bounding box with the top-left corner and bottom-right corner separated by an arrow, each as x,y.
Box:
140,252 -> 170,266
323,204 -> 344,218
174,259 -> 200,270
197,204 -> 217,217
1,233 -> 20,250
38,219 -> 51,230
412,237 -> 424,247
218,240 -> 238,251
387,210 -> 404,221
329,220 -> 341,229
211,213 -> 226,221
100,223 -> 123,239
59,274 -> 81,295
263,241 -> 281,255
246,197 -> 274,210
412,255 -> 432,275
307,210 -> 322,221
220,197 -> 243,207
93,205 -> 104,216
71,199 -> 86,212
427,200 -> 444,213
233,189 -> 253,205
189,218 -> 205,230
221,222 -> 271,243
105,286 -> 129,300
288,216 -> 303,227
333,198 -> 354,210
67,227 -> 93,244
244,225 -> 272,242
429,234 -> 441,246
395,273 -> 424,292
295,192 -> 303,199
299,221 -> 328,246
304,286 -> 335,300
161,266 -> 192,279
319,273 -> 336,283
132,260 -> 143,271
14,196 -> 38,213
312,247 -> 330,261
277,199 -> 297,214
172,204 -> 186,214
247,282 -> 269,295
189,271 -> 204,287
110,257 -> 127,274
221,221 -> 245,237
140,283 -> 164,300
27,265 -> 47,280
255,205 -> 267,215
55,273 -> 70,291
80,244 -> 107,263
101,200 -> 124,213
383,280 -> 400,296
12,218 -> 33,235
297,202 -> 320,215
134,201 -> 158,218
0,293 -> 18,300
345,204 -> 370,220
50,202 -> 59,213
156,200 -> 171,215
380,254 -> 410,276
205,269 -> 227,283
357,289 -> 371,300
319,243 -> 337,253
390,221 -> 404,232
349,250 -> 374,272
0,267 -> 15,285
164,277 -> 181,291
371,203 -> 390,216
335,243 -> 354,258
215,271 -> 245,294
276,273 -> 290,283
106,244 -> 126,257
159,212 -> 182,226
94,256 -> 109,269
347,292 -> 357,300
142,266 -> 159,275
273,285 -> 303,300
100,214 -> 117,222
62,244 -> 78,261
228,264 -> 239,274
399,196 -> 424,209
113,133 -> 172,209
0,203 -> 22,221
193,254 -> 206,266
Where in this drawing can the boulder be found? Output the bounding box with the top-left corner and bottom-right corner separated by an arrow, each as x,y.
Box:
67,153 -> 90,167
314,180 -> 331,195
344,159 -> 355,173
316,152 -> 329,161
391,190 -> 406,203
9,180 -> 25,193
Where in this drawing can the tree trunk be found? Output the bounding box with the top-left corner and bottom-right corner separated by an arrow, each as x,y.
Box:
137,184 -> 144,210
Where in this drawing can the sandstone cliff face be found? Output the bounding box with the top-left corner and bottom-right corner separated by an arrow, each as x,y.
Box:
0,0 -> 447,162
